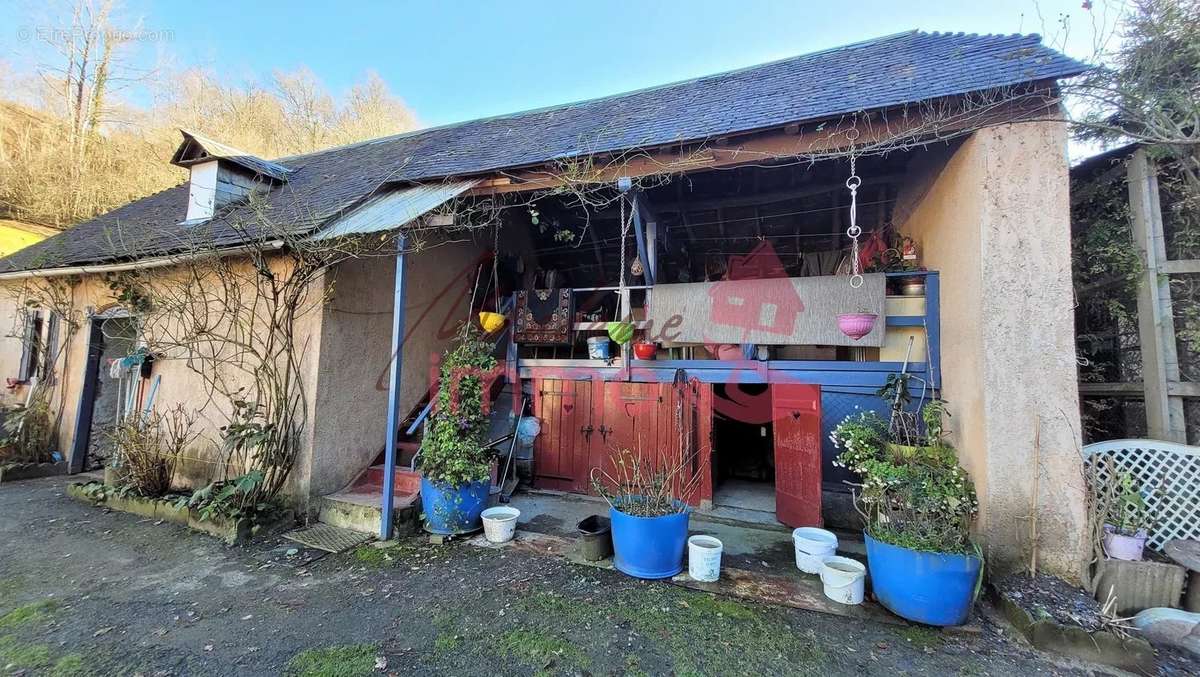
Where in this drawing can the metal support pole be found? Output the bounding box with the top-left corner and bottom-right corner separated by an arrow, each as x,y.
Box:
380,234 -> 409,538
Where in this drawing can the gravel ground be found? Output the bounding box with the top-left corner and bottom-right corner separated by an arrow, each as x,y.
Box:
0,476 -> 1171,676
994,573 -> 1105,632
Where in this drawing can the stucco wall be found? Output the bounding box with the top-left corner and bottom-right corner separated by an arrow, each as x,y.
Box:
0,239 -> 481,506
301,239 -> 483,499
0,257 -> 325,493
897,121 -> 1086,579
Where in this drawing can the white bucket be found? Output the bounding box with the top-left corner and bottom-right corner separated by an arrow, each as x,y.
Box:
481,506 -> 520,543
688,535 -> 723,582
819,556 -> 866,605
792,527 -> 838,574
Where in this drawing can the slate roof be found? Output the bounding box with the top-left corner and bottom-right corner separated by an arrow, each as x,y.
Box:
171,129 -> 293,182
0,30 -> 1087,274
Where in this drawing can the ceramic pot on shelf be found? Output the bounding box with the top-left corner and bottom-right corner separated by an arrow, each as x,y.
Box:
632,342 -> 657,360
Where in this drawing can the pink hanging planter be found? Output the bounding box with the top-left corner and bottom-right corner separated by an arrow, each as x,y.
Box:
837,313 -> 878,341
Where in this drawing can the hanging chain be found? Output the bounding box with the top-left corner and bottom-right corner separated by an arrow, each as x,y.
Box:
493,222 -> 501,307
618,197 -> 629,291
845,149 -> 864,289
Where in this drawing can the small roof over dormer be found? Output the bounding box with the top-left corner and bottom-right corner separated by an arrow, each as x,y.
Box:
170,129 -> 292,183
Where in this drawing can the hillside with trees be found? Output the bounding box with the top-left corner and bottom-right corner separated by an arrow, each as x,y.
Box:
0,0 -> 418,230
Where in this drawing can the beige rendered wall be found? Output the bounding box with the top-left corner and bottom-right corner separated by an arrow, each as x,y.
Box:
0,257 -> 326,494
896,120 -> 1086,579
302,239 -> 482,499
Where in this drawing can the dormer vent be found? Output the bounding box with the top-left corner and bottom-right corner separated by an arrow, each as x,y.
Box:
169,130 -> 292,223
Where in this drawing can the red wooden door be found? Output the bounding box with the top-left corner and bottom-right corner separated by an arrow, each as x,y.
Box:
532,379 -> 595,493
664,379 -> 713,506
598,381 -> 711,506
772,384 -> 822,527
599,382 -> 669,473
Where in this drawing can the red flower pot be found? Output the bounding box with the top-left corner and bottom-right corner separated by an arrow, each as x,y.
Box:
633,342 -> 657,360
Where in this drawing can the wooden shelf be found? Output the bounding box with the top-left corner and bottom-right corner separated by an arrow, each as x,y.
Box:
572,321 -> 651,331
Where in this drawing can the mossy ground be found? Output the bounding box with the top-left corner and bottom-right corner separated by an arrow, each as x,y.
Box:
5,476 -> 1156,676
352,540 -> 427,568
283,643 -> 380,677
0,599 -> 121,676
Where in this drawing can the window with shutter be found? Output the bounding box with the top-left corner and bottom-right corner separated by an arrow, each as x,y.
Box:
16,310 -> 43,384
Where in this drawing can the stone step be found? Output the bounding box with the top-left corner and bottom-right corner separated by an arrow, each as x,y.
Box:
317,490 -> 420,536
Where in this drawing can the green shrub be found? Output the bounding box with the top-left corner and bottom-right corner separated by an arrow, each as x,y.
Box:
832,397 -> 978,555
419,327 -> 496,488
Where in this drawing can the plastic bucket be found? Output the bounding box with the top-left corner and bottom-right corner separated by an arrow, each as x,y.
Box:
610,501 -> 690,579
688,535 -> 723,582
516,417 -> 542,446
793,527 -> 838,574
419,477 -> 490,535
481,506 -> 520,543
587,337 -> 611,360
820,556 -> 866,605
865,532 -> 982,626
577,515 -> 613,561
1103,527 -> 1148,561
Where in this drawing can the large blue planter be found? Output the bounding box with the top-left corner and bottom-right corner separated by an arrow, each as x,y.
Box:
610,501 -> 690,579
865,532 -> 982,626
420,477 -> 489,535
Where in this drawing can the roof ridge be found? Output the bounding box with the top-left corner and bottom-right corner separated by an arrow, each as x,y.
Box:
276,29 -> 927,166
0,30 -> 1088,275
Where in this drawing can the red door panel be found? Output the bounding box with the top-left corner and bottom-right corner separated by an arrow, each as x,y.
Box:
773,383 -> 822,527
598,381 -> 711,506
598,382 -> 664,474
532,379 -> 594,492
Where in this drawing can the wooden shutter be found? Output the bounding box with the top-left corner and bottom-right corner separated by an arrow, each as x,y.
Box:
16,310 -> 42,383
772,383 -> 823,527
41,313 -> 60,383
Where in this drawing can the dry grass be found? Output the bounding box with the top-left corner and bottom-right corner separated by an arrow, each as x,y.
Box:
109,405 -> 198,496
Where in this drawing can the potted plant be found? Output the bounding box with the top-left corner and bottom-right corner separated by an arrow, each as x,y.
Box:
1102,472 -> 1152,561
418,327 -> 496,535
831,382 -> 981,626
591,448 -> 699,579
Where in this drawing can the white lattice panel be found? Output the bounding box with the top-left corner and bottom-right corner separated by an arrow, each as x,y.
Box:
1083,439 -> 1200,552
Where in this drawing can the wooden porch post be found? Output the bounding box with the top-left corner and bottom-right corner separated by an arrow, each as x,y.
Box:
380,234 -> 409,538
1128,149 -> 1187,442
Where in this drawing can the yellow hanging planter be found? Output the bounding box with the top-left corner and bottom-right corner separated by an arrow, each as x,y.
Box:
478,311 -> 507,333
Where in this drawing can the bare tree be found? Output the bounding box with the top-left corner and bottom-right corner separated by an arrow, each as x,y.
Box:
1071,0 -> 1200,189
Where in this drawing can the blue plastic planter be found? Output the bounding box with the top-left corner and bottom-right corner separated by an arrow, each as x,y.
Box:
610,500 -> 690,579
865,532 -> 982,626
419,477 -> 489,535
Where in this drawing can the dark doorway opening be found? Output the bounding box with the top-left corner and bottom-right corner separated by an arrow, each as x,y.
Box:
69,315 -> 137,472
711,383 -> 775,514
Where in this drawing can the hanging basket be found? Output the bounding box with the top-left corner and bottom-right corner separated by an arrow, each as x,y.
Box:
478,311 -> 507,334
606,321 -> 635,344
836,313 -> 877,341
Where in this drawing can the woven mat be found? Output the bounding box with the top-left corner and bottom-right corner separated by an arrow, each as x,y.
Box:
282,524 -> 373,553
647,274 -> 886,346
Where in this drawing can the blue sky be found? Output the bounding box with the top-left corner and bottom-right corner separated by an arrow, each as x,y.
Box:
1,0 -> 1110,128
